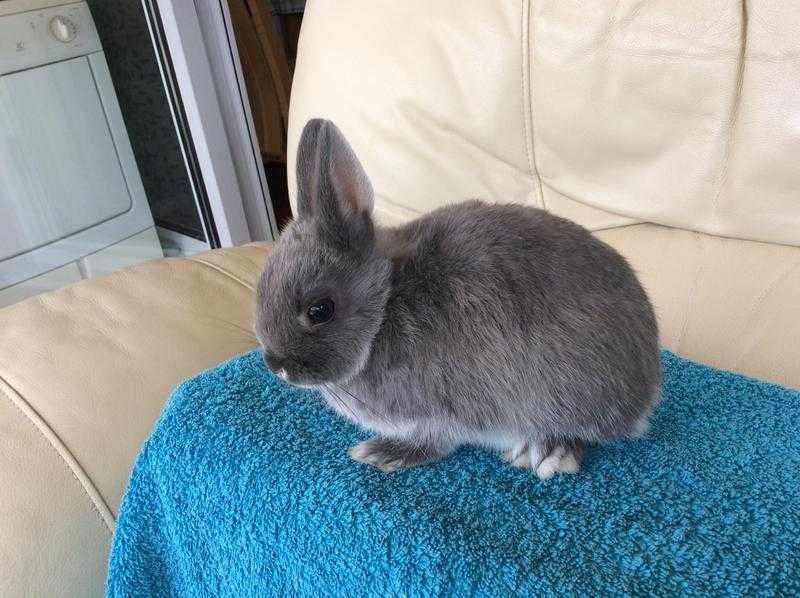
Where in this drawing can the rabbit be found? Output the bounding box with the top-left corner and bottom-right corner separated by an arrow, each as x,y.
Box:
255,118 -> 661,480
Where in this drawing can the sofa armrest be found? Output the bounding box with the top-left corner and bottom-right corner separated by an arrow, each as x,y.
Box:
0,243 -> 270,597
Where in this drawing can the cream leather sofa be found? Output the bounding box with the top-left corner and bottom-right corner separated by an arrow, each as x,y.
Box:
2,2 -> 799,596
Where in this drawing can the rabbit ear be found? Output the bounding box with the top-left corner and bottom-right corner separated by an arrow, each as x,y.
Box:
295,119 -> 374,226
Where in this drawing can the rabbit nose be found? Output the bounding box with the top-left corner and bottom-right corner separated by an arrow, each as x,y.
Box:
263,352 -> 282,372
263,352 -> 290,380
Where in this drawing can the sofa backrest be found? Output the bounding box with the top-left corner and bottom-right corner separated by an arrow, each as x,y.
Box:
288,1 -> 800,246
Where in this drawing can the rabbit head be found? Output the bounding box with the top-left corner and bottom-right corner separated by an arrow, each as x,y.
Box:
255,119 -> 391,387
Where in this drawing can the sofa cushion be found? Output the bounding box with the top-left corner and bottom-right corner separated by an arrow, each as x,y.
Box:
0,243 -> 270,597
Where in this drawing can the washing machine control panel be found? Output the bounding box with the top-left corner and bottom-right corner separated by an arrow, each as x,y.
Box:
49,15 -> 79,43
0,2 -> 101,75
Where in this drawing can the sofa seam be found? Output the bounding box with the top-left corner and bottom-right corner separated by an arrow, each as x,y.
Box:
731,256 -> 800,370
709,0 -> 748,222
0,376 -> 115,533
520,0 -> 545,209
539,179 -> 644,228
187,256 -> 256,292
675,233 -> 706,353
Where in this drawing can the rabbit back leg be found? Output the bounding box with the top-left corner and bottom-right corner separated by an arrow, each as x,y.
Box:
502,441 -> 535,468
503,438 -> 584,480
348,436 -> 455,473
534,439 -> 584,479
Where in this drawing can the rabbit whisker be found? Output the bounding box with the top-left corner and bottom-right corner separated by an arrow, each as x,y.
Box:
329,383 -> 393,425
322,384 -> 361,423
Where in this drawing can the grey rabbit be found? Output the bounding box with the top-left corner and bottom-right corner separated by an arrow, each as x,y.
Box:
255,118 -> 661,479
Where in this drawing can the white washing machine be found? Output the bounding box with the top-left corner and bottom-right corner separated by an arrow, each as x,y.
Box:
0,0 -> 163,306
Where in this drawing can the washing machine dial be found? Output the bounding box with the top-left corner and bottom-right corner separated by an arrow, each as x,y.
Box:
49,15 -> 78,43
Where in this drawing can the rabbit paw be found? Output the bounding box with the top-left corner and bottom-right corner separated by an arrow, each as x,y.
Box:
502,442 -> 533,468
534,444 -> 582,480
503,440 -> 583,480
348,437 -> 445,473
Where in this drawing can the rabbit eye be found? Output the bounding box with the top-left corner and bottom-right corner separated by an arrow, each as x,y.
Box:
307,298 -> 335,325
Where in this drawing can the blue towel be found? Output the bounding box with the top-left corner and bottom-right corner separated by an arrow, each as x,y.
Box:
107,351 -> 799,597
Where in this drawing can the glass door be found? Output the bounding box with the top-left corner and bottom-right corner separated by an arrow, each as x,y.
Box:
136,0 -> 220,251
